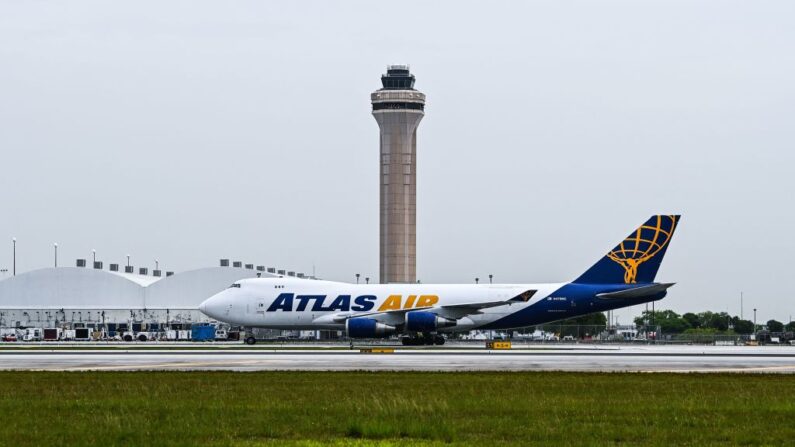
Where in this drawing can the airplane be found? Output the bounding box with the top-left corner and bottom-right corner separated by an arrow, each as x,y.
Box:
199,215 -> 680,345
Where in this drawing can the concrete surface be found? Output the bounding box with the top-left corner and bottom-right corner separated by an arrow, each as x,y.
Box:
1,345 -> 794,373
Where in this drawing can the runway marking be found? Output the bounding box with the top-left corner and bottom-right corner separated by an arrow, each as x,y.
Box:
51,359 -> 270,371
642,364 -> 795,373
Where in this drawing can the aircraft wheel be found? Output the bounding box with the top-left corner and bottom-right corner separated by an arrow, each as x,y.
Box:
434,335 -> 445,345
245,336 -> 257,345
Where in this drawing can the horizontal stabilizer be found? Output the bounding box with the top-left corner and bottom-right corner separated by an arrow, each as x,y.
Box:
596,283 -> 675,300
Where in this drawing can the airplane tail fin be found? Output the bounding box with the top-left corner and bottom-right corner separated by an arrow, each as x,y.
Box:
574,215 -> 680,285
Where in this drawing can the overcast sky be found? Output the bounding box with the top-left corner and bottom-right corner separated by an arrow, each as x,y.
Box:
1,1 -> 793,323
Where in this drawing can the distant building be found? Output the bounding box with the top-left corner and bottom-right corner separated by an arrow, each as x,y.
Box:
372,64 -> 425,284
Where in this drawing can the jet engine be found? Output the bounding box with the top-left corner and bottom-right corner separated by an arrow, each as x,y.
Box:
345,318 -> 396,338
405,312 -> 457,332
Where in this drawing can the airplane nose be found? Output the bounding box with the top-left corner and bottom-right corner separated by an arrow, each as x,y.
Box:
198,296 -> 218,318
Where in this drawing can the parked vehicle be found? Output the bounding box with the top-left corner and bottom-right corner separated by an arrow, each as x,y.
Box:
74,328 -> 91,341
191,325 -> 216,341
44,328 -> 61,341
22,328 -> 43,342
1,334 -> 17,342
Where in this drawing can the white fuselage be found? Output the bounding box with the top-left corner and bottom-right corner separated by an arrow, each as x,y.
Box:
199,277 -> 564,332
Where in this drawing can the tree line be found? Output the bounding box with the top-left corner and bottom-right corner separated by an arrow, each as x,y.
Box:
633,310 -> 794,335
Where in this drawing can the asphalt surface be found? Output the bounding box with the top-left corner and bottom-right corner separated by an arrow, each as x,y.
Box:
1,345 -> 795,372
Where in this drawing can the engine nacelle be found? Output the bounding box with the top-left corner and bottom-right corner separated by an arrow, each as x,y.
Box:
346,318 -> 396,338
405,312 -> 457,332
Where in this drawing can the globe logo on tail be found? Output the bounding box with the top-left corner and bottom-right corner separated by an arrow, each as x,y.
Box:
606,215 -> 678,284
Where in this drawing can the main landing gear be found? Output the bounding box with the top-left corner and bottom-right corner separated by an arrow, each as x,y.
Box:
243,329 -> 257,345
401,333 -> 445,346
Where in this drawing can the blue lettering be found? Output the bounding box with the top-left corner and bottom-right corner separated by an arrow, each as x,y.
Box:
267,293 -> 294,312
352,295 -> 376,311
304,295 -> 329,311
295,295 -> 320,312
327,295 -> 351,311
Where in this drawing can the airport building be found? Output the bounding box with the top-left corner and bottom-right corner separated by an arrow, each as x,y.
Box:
372,64 -> 425,284
0,259 -> 300,337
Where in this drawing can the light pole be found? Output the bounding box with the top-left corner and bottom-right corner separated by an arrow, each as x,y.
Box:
753,308 -> 757,335
740,291 -> 744,320
365,277 -> 370,284
489,274 -> 493,284
91,249 -> 96,265
54,243 -> 58,268
12,238 -> 16,276
126,254 -> 130,267
355,273 -> 360,284
475,277 -> 479,284
155,259 -> 159,270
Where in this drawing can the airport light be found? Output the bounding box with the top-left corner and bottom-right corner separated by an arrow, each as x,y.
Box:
126,254 -> 130,267
12,238 -> 16,276
489,274 -> 493,284
155,259 -> 159,270
356,273 -> 360,284
365,277 -> 370,284
92,249 -> 96,264
475,277 -> 479,284
53,243 -> 58,268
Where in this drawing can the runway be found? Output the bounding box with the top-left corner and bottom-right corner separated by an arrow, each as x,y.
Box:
2,345 -> 795,372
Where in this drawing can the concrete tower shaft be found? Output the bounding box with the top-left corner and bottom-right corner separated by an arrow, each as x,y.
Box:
371,65 -> 425,284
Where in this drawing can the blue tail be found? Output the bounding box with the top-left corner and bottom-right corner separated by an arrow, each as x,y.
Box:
574,215 -> 680,285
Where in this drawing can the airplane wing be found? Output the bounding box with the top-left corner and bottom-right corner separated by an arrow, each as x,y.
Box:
312,290 -> 537,325
432,291 -> 535,319
313,307 -> 433,325
596,283 -> 675,299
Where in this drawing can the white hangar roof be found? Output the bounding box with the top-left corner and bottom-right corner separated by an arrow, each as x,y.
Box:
0,266 -> 274,310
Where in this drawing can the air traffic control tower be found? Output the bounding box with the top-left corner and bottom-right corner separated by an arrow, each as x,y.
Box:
371,65 -> 425,284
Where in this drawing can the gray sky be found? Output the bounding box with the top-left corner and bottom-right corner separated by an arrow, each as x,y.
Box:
1,1 -> 794,324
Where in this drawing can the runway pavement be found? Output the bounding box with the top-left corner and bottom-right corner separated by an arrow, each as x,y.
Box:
2,344 -> 795,373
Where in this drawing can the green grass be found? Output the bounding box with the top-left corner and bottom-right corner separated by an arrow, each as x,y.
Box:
0,372 -> 792,446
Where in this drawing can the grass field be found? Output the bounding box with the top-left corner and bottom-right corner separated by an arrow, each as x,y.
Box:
0,371 -> 792,446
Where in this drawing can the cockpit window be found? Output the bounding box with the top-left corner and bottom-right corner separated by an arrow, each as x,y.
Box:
229,283 -> 241,288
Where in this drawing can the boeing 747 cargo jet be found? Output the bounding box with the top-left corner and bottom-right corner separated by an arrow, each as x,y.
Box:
199,215 -> 679,345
